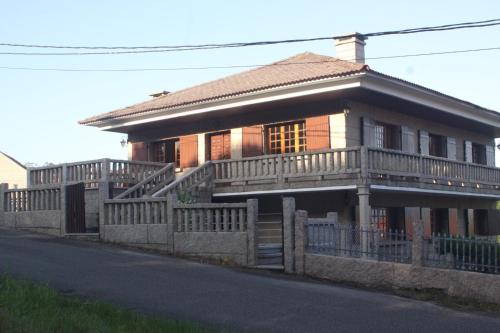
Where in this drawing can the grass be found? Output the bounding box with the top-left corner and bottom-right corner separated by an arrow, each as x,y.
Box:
0,274 -> 216,333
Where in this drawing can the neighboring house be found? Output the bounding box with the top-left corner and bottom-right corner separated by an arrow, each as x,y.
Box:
80,33 -> 500,237
0,152 -> 26,189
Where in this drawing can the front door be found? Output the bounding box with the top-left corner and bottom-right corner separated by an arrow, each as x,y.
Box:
210,131 -> 231,160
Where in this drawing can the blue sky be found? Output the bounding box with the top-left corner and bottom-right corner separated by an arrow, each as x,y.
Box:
1,1 -> 500,165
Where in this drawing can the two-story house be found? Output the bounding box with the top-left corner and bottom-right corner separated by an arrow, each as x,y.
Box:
80,33 -> 500,238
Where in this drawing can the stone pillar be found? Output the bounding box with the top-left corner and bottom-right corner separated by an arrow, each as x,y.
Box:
60,184 -> 67,236
282,197 -> 296,273
230,128 -> 243,159
0,183 -> 7,226
166,193 -> 176,254
411,218 -> 424,267
197,134 -> 206,165
294,210 -> 307,275
246,199 -> 258,267
98,182 -> 111,240
357,185 -> 371,257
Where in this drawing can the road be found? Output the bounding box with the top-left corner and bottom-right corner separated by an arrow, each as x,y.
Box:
1,228 -> 500,332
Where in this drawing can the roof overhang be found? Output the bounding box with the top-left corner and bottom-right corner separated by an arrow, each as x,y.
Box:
90,71 -> 500,136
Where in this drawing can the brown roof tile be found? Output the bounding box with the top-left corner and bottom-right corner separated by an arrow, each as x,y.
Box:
79,52 -> 367,125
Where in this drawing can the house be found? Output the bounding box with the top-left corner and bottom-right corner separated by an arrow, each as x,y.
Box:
80,33 -> 500,238
0,151 -> 26,189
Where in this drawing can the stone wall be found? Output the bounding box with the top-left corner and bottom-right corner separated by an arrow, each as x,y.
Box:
174,232 -> 249,265
2,210 -> 64,236
305,254 -> 500,305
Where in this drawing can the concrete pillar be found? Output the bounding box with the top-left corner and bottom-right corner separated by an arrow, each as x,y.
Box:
166,193 -> 176,254
197,134 -> 206,164
127,142 -> 133,160
329,113 -> 346,149
98,182 -> 111,240
246,199 -> 258,267
60,184 -> 67,236
357,185 -> 371,257
283,197 -> 296,274
411,218 -> 424,267
0,183 -> 7,226
294,210 -> 307,275
230,128 -> 243,159
467,209 -> 475,236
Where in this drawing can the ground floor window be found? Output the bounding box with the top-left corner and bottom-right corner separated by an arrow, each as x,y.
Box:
266,121 -> 306,154
430,208 -> 449,234
371,207 -> 405,232
152,139 -> 180,167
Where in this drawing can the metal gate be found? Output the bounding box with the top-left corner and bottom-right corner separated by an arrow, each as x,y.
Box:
65,182 -> 86,233
256,213 -> 283,266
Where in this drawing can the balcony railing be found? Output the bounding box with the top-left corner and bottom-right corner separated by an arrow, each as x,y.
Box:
28,159 -> 167,188
211,147 -> 500,192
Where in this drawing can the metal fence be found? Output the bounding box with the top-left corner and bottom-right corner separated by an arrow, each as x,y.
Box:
306,221 -> 411,263
424,234 -> 500,274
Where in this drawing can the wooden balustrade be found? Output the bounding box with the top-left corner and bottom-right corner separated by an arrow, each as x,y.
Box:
28,159 -> 166,188
3,186 -> 61,212
173,203 -> 247,232
115,164 -> 175,199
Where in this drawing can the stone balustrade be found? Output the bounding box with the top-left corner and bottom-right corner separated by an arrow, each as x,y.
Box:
28,159 -> 166,188
3,186 -> 61,212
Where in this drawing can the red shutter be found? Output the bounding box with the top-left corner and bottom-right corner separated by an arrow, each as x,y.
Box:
180,135 -> 198,168
306,115 -> 330,151
210,132 -> 231,160
242,126 -> 263,157
449,208 -> 458,235
132,142 -> 148,161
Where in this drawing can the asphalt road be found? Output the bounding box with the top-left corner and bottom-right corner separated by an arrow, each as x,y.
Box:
1,228 -> 500,333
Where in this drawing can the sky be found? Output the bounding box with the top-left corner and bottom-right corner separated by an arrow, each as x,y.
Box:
1,1 -> 500,165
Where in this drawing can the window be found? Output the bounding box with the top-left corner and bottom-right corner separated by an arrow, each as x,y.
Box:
374,122 -> 401,150
371,207 -> 405,232
429,134 -> 447,158
152,139 -> 180,167
431,208 -> 449,234
472,143 -> 486,165
266,121 -> 306,154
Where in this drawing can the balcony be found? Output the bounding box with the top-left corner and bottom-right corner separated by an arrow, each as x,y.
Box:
211,147 -> 500,197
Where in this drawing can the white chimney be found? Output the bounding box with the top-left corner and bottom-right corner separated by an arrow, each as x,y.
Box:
334,33 -> 366,64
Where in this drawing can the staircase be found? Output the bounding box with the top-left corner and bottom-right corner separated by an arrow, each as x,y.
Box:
115,163 -> 175,199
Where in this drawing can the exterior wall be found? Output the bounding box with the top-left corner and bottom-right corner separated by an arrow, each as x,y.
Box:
0,153 -> 26,189
2,211 -> 64,236
305,253 -> 500,305
174,232 -> 248,265
346,100 -> 494,160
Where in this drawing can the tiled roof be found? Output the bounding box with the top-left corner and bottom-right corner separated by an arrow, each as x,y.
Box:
79,52 -> 367,125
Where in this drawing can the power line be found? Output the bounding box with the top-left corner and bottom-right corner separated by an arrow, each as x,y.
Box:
0,18 -> 499,55
1,45 -> 499,72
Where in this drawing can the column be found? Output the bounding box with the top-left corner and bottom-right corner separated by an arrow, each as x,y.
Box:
294,210 -> 308,275
282,197 -> 296,273
246,199 -> 258,267
357,185 -> 371,258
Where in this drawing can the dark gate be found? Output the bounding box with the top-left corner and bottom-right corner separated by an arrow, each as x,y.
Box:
66,182 -> 86,233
